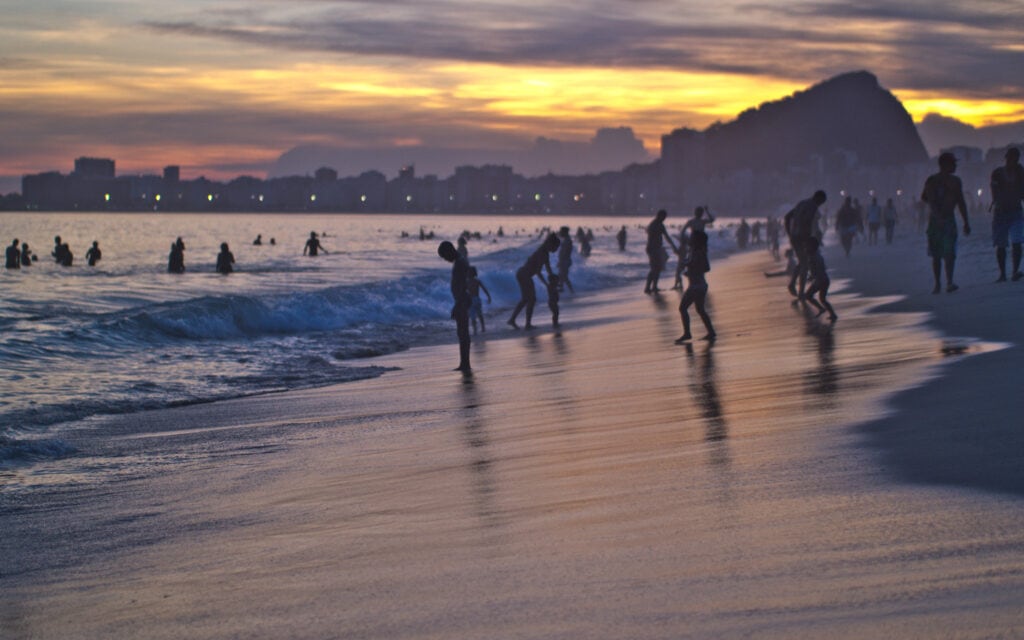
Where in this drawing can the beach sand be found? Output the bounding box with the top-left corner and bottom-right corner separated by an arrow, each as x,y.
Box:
4,224 -> 1024,639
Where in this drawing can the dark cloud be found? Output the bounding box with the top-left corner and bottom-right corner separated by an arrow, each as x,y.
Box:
140,0 -> 1024,97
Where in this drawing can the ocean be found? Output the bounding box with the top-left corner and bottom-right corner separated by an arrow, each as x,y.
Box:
1,211 -> 735,475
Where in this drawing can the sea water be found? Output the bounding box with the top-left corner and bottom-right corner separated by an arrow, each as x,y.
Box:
1,212 -> 743,471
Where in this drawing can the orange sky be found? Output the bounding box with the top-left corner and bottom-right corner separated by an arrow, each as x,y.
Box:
2,0 -> 1023,184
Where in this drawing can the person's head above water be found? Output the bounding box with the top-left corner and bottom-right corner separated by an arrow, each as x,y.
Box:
437,240 -> 457,262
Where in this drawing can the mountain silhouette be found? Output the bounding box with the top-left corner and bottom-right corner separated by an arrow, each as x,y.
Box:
693,70 -> 929,175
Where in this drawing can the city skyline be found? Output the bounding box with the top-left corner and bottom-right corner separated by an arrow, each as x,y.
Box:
3,0 -> 1024,193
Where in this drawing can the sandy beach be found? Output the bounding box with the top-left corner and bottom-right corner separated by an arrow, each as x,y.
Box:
4,222 -> 1024,639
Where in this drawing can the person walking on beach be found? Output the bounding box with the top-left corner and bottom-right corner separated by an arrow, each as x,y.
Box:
438,240 -> 472,372
883,198 -> 899,245
616,225 -> 627,251
6,238 -> 21,269
803,237 -> 837,321
675,228 -> 715,343
467,265 -> 492,334
989,147 -> 1024,282
921,152 -> 971,293
866,197 -> 882,245
304,231 -> 328,256
785,190 -> 827,299
644,209 -> 678,294
216,242 -> 235,274
168,237 -> 186,273
556,226 -> 575,293
85,241 -> 102,267
508,233 -> 560,329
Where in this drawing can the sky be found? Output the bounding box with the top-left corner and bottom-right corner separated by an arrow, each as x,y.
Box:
2,0 -> 1023,190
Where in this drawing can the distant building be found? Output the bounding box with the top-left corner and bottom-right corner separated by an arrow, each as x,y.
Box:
74,157 -> 115,178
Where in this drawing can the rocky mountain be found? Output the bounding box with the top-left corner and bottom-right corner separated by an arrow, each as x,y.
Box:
696,70 -> 929,174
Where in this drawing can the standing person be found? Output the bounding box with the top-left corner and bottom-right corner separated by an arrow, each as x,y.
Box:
546,274 -> 561,328
883,198 -> 899,245
457,235 -> 469,261
437,240 -> 472,372
616,225 -> 627,251
785,190 -> 827,299
921,152 -> 971,293
51,236 -> 63,264
168,237 -> 186,273
804,237 -> 837,321
990,147 -> 1024,282
467,265 -> 492,334
556,226 -> 575,293
644,209 -> 678,294
20,242 -> 34,266
303,231 -> 328,256
834,196 -> 860,257
674,229 -> 715,343
866,197 -> 882,245
59,242 -> 73,267
6,238 -> 20,269
216,242 -> 235,274
508,232 -> 560,329
85,241 -> 102,266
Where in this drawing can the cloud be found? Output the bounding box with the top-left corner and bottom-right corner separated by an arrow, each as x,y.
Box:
139,0 -> 1024,97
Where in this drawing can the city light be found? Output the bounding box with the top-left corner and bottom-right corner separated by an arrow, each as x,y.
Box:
104,193 -> 110,202
310,194 -> 317,202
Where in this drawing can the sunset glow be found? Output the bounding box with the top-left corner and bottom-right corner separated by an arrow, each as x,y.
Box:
2,0 -> 1022,188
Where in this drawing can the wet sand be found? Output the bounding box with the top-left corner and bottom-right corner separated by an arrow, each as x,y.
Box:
4,227 -> 1024,639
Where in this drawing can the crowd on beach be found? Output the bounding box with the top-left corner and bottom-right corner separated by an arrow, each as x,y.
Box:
438,145 -> 1024,372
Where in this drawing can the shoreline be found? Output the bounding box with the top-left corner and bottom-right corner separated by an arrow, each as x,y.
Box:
5,234 -> 1024,638
820,223 -> 1024,497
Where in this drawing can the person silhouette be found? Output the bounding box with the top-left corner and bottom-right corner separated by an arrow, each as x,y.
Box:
803,237 -> 837,321
467,266 -> 492,334
20,242 -> 34,267
508,233 -> 560,329
438,240 -> 472,372
5,238 -> 20,269
168,237 -> 186,273
556,226 -> 575,293
644,209 -> 678,294
921,152 -> 971,293
216,242 -> 235,274
675,230 -> 716,343
253,234 -> 263,246
785,190 -> 827,299
304,231 -> 327,256
990,147 -> 1024,282
85,241 -> 102,266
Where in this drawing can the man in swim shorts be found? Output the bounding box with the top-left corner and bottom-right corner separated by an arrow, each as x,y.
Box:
921,152 -> 971,293
990,147 -> 1024,282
